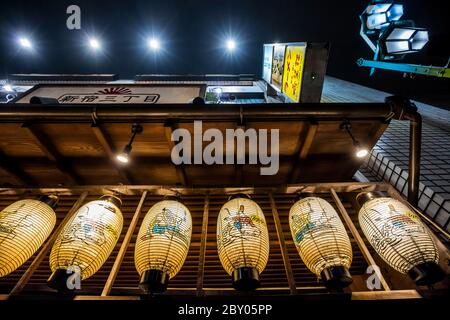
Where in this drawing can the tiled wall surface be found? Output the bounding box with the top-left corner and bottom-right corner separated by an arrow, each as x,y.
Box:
360,119 -> 450,233
322,76 -> 450,234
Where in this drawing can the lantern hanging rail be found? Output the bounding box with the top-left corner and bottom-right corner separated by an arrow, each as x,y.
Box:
269,193 -> 297,294
330,189 -> 391,291
196,194 -> 210,296
101,191 -> 148,296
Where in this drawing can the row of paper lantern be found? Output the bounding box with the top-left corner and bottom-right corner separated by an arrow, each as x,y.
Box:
0,192 -> 445,292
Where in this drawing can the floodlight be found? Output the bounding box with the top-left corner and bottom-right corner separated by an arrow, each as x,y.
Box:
361,2 -> 403,33
378,21 -> 429,59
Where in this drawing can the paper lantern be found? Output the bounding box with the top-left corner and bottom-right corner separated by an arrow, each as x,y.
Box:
357,193 -> 444,285
217,195 -> 269,290
135,197 -> 192,293
0,196 -> 58,277
289,196 -> 353,289
48,195 -> 123,291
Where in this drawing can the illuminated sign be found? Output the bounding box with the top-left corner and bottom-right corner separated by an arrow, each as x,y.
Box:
16,85 -> 206,104
271,45 -> 286,90
282,45 -> 306,102
262,45 -> 273,83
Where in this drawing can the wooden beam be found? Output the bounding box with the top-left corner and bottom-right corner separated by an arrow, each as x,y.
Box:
269,193 -> 297,294
0,182 -> 390,196
8,191 -> 88,297
91,124 -> 134,184
290,122 -> 318,183
352,290 -> 421,300
367,121 -> 389,145
330,188 -> 391,291
75,295 -> 141,300
164,123 -> 188,185
0,149 -> 35,185
196,194 -> 210,295
23,124 -> 82,185
101,191 -> 148,296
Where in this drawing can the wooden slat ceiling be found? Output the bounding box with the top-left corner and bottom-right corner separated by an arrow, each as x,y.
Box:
0,120 -> 388,187
0,191 -> 373,296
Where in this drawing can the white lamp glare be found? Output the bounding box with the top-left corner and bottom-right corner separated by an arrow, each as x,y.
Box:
19,37 -> 32,49
149,38 -> 160,50
89,38 -> 101,50
116,153 -> 129,163
3,84 -> 14,92
226,39 -> 236,51
356,148 -> 369,158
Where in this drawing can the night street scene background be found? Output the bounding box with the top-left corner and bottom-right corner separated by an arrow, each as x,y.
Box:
1,0 -> 449,108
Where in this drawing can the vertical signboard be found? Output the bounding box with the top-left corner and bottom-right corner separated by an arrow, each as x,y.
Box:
282,44 -> 306,102
262,45 -> 274,83
271,45 -> 286,90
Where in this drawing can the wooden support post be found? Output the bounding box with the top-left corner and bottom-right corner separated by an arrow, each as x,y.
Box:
8,191 -> 89,297
101,191 -> 147,296
268,193 -> 297,294
164,123 -> 188,185
196,194 -> 210,295
23,124 -> 82,185
0,149 -> 35,185
330,188 -> 391,291
290,123 -> 317,183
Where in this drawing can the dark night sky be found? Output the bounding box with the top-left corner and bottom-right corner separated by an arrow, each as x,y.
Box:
1,0 -> 449,108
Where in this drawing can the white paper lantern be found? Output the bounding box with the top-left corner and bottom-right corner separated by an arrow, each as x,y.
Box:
0,196 -> 58,277
135,198 -> 192,293
289,196 -> 353,289
217,195 -> 269,290
48,195 -> 123,291
358,193 -> 444,285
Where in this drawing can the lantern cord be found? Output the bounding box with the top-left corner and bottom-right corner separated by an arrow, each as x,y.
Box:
341,120 -> 358,145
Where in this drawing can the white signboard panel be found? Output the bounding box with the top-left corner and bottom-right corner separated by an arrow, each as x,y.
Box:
16,85 -> 205,104
262,45 -> 273,83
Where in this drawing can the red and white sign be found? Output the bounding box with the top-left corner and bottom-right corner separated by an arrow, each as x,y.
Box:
16,85 -> 205,104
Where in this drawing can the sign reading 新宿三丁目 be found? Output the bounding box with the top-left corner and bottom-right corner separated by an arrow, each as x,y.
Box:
16,85 -> 205,104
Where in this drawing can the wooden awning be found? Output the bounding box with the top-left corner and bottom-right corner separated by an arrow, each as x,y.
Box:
0,102 -> 391,187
